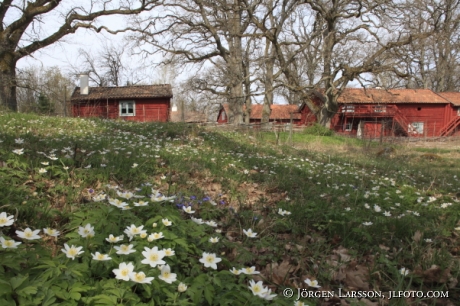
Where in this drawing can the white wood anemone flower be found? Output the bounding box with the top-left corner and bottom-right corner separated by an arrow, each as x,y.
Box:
304,278 -> 321,288
0,212 -> 15,227
61,243 -> 84,260
43,228 -> 60,237
114,244 -> 136,255
78,224 -> 95,238
16,228 -> 41,240
199,252 -> 222,270
141,246 -> 166,267
243,228 -> 258,238
91,252 -> 112,261
0,237 -> 21,249
129,271 -> 154,284
113,262 -> 134,281
158,264 -> 177,284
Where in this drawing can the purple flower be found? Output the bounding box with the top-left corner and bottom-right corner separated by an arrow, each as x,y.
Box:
190,195 -> 196,200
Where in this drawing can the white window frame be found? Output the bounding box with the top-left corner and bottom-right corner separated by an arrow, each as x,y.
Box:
457,107 -> 460,116
374,105 -> 387,113
342,105 -> 355,113
344,122 -> 353,131
119,100 -> 135,116
409,122 -> 424,134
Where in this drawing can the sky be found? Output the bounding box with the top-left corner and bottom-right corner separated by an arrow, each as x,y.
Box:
15,11 -> 169,86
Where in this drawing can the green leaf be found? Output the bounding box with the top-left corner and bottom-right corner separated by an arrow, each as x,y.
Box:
204,285 -> 214,305
0,298 -> 16,306
16,286 -> 38,296
9,275 -> 27,290
0,279 -> 12,296
69,292 -> 81,300
41,289 -> 57,306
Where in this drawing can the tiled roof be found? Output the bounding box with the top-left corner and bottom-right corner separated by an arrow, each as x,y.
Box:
221,104 -> 300,120
170,110 -> 208,123
250,104 -> 301,119
437,92 -> 460,106
71,84 -> 173,101
337,88 -> 449,104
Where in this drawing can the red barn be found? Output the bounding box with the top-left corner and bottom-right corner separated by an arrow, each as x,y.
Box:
71,80 -> 173,122
300,88 -> 460,137
217,104 -> 301,125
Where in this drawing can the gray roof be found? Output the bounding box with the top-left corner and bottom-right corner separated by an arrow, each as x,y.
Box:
71,84 -> 173,101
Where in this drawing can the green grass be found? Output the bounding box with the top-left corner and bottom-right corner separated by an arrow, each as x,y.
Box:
1,112 -> 459,305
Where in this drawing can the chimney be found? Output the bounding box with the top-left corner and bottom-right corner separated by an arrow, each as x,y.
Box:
80,74 -> 89,95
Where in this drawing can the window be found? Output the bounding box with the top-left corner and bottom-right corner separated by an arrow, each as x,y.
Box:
342,105 -> 355,113
344,122 -> 353,131
120,101 -> 135,116
409,122 -> 424,134
457,107 -> 460,116
374,105 -> 387,113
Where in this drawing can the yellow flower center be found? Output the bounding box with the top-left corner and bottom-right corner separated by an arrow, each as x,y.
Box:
121,269 -> 129,277
97,254 -> 105,260
206,256 -> 214,263
0,217 -> 7,224
134,273 -> 145,281
150,254 -> 159,261
25,231 -> 33,238
4,240 -> 14,247
121,245 -> 129,251
68,248 -> 78,256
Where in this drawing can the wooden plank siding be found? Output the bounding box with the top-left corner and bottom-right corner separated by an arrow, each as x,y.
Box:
72,98 -> 170,122
299,89 -> 460,137
396,104 -> 447,137
71,85 -> 172,123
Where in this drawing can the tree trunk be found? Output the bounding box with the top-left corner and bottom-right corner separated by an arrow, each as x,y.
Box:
262,41 -> 274,123
0,55 -> 18,111
226,0 -> 245,125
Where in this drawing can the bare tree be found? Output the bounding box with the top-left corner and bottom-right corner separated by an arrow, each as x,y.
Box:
247,0 -> 441,126
378,0 -> 460,91
16,65 -> 73,114
130,0 -> 261,124
0,0 -> 159,111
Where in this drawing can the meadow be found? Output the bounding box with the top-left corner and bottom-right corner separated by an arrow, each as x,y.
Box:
0,112 -> 459,306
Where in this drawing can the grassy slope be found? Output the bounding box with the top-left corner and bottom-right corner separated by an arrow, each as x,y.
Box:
1,112 -> 459,305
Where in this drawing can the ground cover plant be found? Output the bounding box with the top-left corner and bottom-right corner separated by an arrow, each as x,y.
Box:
0,112 -> 459,306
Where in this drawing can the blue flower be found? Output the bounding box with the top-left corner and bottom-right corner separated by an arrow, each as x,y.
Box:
190,195 -> 196,200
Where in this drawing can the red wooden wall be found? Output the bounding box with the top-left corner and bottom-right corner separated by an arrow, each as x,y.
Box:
397,104 -> 448,137
73,98 -> 170,122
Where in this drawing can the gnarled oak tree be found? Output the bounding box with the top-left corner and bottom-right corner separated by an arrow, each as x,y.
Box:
0,0 -> 158,111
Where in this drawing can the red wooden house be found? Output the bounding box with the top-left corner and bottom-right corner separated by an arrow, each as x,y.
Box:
217,104 -> 301,124
300,88 -> 460,137
71,78 -> 173,122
